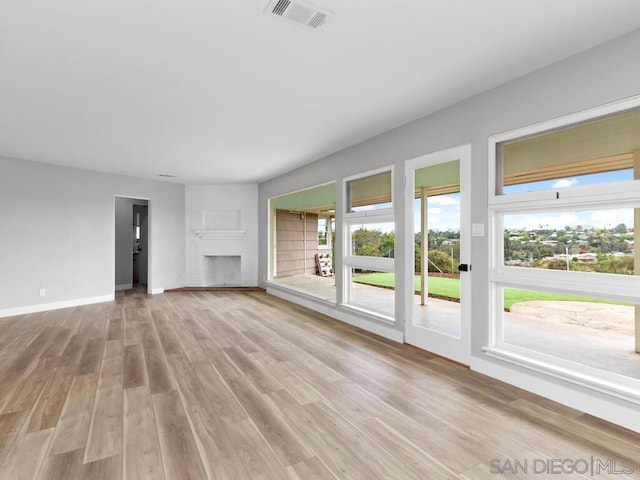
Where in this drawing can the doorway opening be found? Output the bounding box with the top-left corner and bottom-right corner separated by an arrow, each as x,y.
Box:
115,197 -> 149,292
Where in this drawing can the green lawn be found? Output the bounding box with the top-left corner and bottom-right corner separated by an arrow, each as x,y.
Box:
352,272 -> 630,310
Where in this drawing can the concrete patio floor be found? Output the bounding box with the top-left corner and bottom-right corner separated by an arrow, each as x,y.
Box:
271,274 -> 640,380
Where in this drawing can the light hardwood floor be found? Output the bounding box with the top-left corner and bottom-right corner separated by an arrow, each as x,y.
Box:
0,289 -> 639,479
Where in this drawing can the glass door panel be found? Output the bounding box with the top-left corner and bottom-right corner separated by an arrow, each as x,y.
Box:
405,146 -> 471,365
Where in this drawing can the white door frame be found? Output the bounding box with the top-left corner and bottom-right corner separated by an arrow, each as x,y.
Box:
114,195 -> 153,294
404,144 -> 471,365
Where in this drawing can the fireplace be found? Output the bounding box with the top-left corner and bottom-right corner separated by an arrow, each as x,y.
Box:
204,255 -> 241,286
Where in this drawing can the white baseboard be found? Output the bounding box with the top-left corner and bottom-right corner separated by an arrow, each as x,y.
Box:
266,285 -> 403,343
115,283 -> 133,291
150,287 -> 164,294
0,294 -> 115,318
471,356 -> 640,434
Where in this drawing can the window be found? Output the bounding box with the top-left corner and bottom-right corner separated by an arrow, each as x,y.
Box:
346,170 -> 392,213
350,223 -> 395,258
497,108 -> 640,196
317,216 -> 330,248
269,182 -> 336,302
496,285 -> 637,379
488,97 -> 640,401
343,168 -> 395,321
348,269 -> 395,318
503,207 -> 635,274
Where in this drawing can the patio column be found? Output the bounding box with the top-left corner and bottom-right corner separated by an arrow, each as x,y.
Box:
420,187 -> 428,305
635,150 -> 640,353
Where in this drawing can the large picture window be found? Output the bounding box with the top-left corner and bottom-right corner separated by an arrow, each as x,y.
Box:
343,168 -> 395,321
269,182 -> 336,302
488,97 -> 640,402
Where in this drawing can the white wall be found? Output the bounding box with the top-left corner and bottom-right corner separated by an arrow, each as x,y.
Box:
0,157 -> 185,315
185,184 -> 258,287
258,29 -> 640,430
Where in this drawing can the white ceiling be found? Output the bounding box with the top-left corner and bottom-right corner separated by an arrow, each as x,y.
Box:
1,0 -> 640,184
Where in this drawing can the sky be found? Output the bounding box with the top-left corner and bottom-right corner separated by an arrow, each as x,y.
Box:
356,170 -> 635,234
413,193 -> 460,232
502,169 -> 634,231
414,169 -> 636,233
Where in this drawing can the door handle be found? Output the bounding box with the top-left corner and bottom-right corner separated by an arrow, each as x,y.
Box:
457,264 -> 470,272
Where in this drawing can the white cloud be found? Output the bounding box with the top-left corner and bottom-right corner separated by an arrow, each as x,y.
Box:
551,178 -> 578,188
505,208 -> 634,231
590,209 -> 633,228
428,195 -> 459,206
505,213 -> 581,230
413,197 -> 461,231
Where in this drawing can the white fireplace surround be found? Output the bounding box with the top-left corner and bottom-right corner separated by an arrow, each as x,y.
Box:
185,185 -> 259,287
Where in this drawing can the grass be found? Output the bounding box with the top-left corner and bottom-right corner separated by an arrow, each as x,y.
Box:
353,272 -> 631,310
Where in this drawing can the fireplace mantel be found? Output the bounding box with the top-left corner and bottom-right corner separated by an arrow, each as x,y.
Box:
195,229 -> 246,240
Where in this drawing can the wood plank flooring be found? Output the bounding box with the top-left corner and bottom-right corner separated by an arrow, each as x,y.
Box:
0,289 -> 639,479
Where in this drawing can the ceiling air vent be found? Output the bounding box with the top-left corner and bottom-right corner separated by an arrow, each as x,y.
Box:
265,0 -> 333,29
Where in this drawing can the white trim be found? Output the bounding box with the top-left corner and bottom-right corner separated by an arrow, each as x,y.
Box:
482,346 -> 640,404
344,255 -> 394,272
269,179 -> 337,199
265,280 -> 337,306
491,270 -> 640,303
268,200 -> 276,280
0,294 -> 115,318
344,214 -> 395,225
267,181 -> 337,283
343,165 -> 394,183
488,94 -> 640,206
489,179 -> 640,207
195,229 -> 247,240
115,283 -> 133,291
491,94 -> 640,147
343,165 -> 394,217
343,208 -> 394,220
113,195 -> 152,297
150,287 -> 164,295
342,165 -> 396,318
403,144 -> 472,365
341,303 -> 395,325
471,356 -> 640,433
266,285 -> 403,342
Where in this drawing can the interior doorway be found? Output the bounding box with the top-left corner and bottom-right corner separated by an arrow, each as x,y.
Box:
115,197 -> 149,292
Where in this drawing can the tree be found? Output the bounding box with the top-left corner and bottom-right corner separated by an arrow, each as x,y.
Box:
614,223 -> 628,234
351,228 -> 394,258
427,250 -> 456,273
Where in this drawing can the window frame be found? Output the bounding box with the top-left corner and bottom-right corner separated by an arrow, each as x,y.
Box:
487,95 -> 640,404
267,180 -> 337,303
489,95 -> 640,207
344,166 -> 394,219
342,166 -> 395,322
317,215 -> 331,250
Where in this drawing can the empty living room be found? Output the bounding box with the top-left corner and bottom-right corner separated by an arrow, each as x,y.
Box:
2,1 -> 640,479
